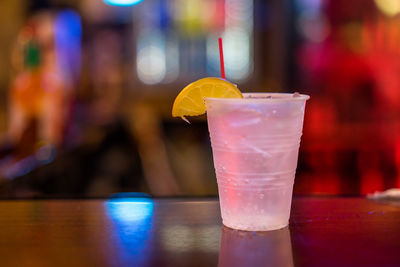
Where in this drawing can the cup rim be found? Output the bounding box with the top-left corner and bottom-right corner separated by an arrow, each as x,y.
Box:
204,93 -> 310,103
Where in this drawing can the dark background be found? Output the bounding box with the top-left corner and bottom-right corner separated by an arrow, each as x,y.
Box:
0,0 -> 399,198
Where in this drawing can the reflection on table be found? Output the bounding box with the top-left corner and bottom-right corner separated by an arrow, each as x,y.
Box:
219,226 -> 293,267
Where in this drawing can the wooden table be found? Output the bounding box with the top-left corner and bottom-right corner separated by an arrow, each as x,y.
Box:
0,197 -> 399,266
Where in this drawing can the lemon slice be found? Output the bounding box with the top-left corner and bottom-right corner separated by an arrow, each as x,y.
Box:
172,77 -> 242,122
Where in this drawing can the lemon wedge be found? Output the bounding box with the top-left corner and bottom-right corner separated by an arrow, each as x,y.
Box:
172,77 -> 242,122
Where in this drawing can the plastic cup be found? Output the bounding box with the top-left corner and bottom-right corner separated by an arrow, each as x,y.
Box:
205,93 -> 309,231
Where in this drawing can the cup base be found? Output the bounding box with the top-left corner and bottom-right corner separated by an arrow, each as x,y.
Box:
222,220 -> 288,232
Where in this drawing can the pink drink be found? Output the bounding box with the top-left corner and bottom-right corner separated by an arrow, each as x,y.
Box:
205,93 -> 309,231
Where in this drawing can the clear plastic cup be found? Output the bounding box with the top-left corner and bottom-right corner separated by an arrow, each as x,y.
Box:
205,93 -> 309,231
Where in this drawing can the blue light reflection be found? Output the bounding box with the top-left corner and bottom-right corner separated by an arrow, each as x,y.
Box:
104,0 -> 143,6
107,197 -> 154,223
106,196 -> 154,263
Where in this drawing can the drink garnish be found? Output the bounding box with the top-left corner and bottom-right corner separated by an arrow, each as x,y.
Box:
172,77 -> 242,122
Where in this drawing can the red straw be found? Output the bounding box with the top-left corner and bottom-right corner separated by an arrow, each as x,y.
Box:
218,37 -> 226,79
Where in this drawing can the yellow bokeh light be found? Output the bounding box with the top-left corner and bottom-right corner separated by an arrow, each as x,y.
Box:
375,0 -> 400,16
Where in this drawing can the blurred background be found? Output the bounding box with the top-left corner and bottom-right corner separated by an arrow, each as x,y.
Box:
0,0 -> 399,198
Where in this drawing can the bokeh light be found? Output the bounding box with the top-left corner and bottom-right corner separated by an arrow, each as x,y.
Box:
374,0 -> 400,16
54,10 -> 82,84
136,30 -> 166,84
103,0 -> 143,6
222,28 -> 251,80
106,197 -> 154,223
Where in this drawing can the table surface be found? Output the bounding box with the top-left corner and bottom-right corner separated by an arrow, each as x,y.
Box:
0,197 -> 399,267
